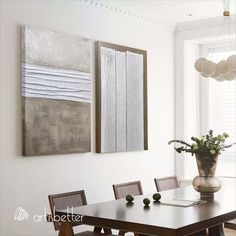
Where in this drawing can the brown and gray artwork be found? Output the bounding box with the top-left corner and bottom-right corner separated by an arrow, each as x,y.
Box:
22,25 -> 91,156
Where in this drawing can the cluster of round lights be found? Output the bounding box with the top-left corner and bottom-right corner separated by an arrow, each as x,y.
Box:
194,55 -> 236,82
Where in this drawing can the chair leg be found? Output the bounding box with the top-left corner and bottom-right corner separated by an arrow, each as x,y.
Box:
103,228 -> 112,234
58,222 -> 74,236
94,227 -> 103,233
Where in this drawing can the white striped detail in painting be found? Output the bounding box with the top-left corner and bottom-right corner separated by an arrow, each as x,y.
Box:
22,63 -> 91,103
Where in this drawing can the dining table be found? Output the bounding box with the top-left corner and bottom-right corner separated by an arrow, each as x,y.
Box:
56,182 -> 236,236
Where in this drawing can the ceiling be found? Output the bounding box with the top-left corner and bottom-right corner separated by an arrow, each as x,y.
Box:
104,0 -> 236,26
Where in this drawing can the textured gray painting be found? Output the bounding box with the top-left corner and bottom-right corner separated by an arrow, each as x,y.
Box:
22,25 -> 91,156
97,42 -> 147,153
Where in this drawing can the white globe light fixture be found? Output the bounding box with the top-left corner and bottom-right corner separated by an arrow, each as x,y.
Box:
201,60 -> 216,76
194,0 -> 236,81
216,60 -> 231,75
227,55 -> 236,71
194,58 -> 207,72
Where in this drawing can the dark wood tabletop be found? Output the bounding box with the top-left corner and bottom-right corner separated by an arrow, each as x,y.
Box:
57,183 -> 236,236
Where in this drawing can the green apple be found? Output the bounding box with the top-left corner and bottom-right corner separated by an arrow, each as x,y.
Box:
153,193 -> 161,201
126,194 -> 134,203
143,198 -> 150,206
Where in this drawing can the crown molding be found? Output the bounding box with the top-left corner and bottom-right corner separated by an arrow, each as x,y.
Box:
81,0 -> 175,30
176,15 -> 236,32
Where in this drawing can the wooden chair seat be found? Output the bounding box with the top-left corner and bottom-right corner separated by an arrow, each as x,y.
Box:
225,219 -> 236,230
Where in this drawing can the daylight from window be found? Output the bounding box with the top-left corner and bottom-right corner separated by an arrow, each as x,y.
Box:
208,50 -> 236,177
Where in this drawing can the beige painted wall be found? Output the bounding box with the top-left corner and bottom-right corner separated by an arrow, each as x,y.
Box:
0,1 -> 174,235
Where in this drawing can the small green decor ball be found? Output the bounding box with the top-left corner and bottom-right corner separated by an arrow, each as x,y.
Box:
143,198 -> 150,206
153,193 -> 161,201
126,194 -> 134,203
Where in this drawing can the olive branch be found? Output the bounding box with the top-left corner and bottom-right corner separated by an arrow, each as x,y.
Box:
168,130 -> 236,157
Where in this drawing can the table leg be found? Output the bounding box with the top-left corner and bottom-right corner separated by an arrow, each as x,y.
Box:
208,224 -> 224,236
58,222 -> 74,236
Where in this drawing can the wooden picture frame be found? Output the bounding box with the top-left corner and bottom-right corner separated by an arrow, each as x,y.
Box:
96,41 -> 148,153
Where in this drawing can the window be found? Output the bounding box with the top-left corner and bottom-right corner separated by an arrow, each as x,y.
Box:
183,46 -> 236,180
174,21 -> 236,181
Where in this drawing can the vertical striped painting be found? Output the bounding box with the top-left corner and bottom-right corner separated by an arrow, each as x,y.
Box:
96,42 -> 148,153
22,26 -> 91,156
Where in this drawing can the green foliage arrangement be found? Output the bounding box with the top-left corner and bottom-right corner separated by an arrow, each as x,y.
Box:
168,130 -> 236,157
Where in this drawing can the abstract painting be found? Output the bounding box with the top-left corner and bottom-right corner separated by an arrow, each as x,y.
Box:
96,41 -> 148,153
22,25 -> 91,156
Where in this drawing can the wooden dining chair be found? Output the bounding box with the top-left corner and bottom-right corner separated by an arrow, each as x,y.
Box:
113,181 -> 143,199
48,190 -> 113,236
112,181 -> 143,236
154,176 -> 179,192
225,219 -> 236,230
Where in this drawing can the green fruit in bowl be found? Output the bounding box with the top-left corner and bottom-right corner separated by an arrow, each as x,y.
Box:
153,193 -> 161,201
126,194 -> 134,203
143,198 -> 150,206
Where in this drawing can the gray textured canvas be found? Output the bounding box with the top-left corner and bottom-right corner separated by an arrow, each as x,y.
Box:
100,46 -> 144,153
101,48 -> 116,152
115,51 -> 127,152
23,26 -> 90,71
126,52 -> 144,151
22,25 -> 91,156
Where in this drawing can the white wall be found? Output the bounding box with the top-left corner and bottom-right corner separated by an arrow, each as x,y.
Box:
0,1 -> 175,236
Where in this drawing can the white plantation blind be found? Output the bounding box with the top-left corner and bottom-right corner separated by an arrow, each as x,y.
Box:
208,50 -> 236,177
181,45 -> 236,180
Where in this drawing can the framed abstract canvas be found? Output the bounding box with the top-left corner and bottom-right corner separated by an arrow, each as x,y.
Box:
96,41 -> 148,153
22,26 -> 91,156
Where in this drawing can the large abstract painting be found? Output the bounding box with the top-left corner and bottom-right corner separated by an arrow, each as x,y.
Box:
22,26 -> 91,156
96,42 -> 148,153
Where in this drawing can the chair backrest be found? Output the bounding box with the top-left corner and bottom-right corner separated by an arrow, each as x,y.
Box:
113,181 -> 143,199
154,176 -> 179,192
48,190 -> 87,230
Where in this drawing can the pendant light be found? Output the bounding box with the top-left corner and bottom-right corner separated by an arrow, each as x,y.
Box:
194,0 -> 236,81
